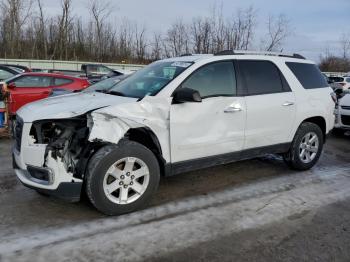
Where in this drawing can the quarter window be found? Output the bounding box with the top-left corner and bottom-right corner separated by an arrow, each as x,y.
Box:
239,60 -> 284,95
182,61 -> 236,98
54,78 -> 73,86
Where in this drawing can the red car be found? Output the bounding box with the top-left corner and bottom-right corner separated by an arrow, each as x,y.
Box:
2,73 -> 90,116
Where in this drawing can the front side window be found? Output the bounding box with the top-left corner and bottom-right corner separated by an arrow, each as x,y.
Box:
286,62 -> 328,89
107,61 -> 192,98
346,78 -> 350,83
239,60 -> 284,95
13,76 -> 52,87
182,61 -> 236,98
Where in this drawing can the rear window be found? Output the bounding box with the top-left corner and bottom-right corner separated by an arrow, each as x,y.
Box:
329,77 -> 344,83
286,62 -> 328,89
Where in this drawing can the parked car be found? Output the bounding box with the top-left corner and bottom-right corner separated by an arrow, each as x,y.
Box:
49,64 -> 132,83
328,76 -> 350,90
2,73 -> 90,116
50,75 -> 129,97
0,65 -> 21,81
13,51 -> 335,215
0,64 -> 31,73
334,90 -> 350,134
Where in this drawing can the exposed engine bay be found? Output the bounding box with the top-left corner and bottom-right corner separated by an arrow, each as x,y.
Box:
29,116 -> 93,179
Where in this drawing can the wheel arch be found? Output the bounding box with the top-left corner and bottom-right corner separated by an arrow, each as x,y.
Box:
125,127 -> 168,176
300,116 -> 327,142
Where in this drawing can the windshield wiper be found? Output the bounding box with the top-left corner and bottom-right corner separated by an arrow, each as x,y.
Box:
95,89 -> 125,96
107,90 -> 126,97
95,89 -> 108,93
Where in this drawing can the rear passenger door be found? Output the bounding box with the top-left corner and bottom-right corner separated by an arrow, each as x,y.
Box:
238,60 -> 296,149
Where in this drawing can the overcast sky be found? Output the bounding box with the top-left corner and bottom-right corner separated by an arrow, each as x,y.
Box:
42,0 -> 350,61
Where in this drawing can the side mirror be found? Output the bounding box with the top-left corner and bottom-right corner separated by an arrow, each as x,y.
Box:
7,82 -> 16,89
172,87 -> 202,103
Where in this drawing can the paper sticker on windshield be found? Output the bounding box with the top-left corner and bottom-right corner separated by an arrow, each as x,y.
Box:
171,62 -> 191,68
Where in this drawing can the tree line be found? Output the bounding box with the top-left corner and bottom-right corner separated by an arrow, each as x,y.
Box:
319,33 -> 350,72
0,0 -> 294,64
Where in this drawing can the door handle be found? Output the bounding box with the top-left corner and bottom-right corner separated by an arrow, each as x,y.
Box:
282,101 -> 294,106
224,104 -> 242,113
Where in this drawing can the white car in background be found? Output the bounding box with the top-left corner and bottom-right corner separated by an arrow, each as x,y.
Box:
334,90 -> 350,133
329,76 -> 350,90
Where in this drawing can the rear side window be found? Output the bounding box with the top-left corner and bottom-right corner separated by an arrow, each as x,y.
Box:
54,78 -> 73,86
286,62 -> 328,89
182,61 -> 236,98
13,76 -> 52,87
239,60 -> 285,95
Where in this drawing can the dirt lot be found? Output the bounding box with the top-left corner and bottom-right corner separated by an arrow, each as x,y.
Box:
0,133 -> 350,261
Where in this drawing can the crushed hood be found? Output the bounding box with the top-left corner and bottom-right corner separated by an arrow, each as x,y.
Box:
17,92 -> 137,122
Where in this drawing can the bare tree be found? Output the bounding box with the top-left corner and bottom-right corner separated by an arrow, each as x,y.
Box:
134,24 -> 147,62
89,0 -> 112,61
165,19 -> 190,57
262,14 -> 291,51
150,32 -> 163,60
0,0 -> 33,57
190,17 -> 211,53
340,32 -> 350,59
0,1 -> 297,64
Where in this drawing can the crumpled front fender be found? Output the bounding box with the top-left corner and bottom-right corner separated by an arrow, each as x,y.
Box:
88,96 -> 172,162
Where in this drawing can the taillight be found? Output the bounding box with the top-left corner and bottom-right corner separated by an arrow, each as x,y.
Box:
331,92 -> 337,104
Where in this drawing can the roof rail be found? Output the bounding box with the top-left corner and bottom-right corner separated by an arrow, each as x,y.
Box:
214,50 -> 306,59
180,53 -> 193,57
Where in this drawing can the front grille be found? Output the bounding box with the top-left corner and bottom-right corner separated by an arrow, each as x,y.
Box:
14,117 -> 23,152
341,115 -> 350,126
341,106 -> 350,110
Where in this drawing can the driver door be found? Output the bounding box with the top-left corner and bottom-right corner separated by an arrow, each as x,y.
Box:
170,61 -> 246,163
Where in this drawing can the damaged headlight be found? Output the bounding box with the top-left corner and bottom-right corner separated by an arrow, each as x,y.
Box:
30,116 -> 90,175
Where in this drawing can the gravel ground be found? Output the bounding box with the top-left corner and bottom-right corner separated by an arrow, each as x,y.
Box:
0,132 -> 349,261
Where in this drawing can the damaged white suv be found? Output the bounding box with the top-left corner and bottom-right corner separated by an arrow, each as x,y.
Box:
13,51 -> 335,215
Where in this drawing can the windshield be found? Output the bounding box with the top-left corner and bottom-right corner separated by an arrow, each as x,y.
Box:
105,61 -> 192,98
85,75 -> 128,92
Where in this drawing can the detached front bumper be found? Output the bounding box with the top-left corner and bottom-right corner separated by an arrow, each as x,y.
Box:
13,147 -> 83,202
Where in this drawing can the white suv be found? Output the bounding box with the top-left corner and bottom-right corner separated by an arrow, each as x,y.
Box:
12,51 -> 335,215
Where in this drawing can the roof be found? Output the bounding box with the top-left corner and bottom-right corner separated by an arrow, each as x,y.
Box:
161,50 -> 313,64
19,72 -> 84,79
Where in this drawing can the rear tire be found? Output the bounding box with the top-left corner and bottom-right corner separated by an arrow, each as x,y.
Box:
85,140 -> 160,216
283,122 -> 323,170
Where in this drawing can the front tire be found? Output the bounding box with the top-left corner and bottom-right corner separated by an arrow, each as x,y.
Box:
283,122 -> 323,170
85,140 -> 160,215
